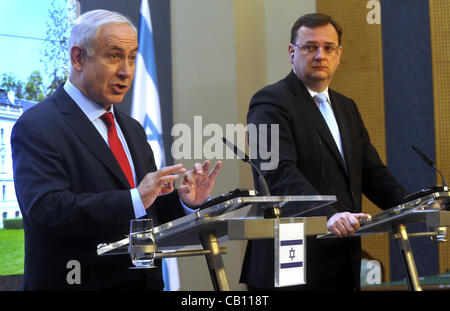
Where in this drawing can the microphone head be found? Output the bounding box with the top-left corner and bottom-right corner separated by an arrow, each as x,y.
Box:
412,145 -> 435,167
411,145 -> 420,154
221,137 -> 272,197
222,137 -> 250,162
411,145 -> 448,187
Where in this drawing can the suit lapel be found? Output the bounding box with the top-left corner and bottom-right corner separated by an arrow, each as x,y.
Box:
285,72 -> 347,174
54,87 -> 131,188
329,90 -> 352,175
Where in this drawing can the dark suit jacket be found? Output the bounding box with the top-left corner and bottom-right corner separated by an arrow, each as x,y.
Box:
240,71 -> 406,290
11,86 -> 185,290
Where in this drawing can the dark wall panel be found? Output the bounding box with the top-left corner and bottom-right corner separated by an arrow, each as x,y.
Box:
381,0 -> 438,281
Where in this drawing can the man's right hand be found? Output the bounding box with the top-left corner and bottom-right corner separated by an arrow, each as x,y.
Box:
327,212 -> 368,237
137,164 -> 187,209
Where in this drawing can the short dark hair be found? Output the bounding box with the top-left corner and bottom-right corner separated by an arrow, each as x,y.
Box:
290,13 -> 342,46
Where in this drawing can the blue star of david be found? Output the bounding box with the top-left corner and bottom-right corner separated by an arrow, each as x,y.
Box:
143,114 -> 165,167
289,247 -> 296,261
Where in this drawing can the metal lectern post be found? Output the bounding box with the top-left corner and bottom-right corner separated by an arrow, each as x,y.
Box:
392,223 -> 422,291
199,231 -> 231,291
318,191 -> 450,291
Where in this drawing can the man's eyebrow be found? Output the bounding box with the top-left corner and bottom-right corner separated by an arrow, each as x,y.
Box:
109,45 -> 125,52
302,40 -> 337,45
108,45 -> 138,53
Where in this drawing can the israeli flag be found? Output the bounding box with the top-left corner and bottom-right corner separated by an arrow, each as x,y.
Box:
132,0 -> 180,291
275,222 -> 305,287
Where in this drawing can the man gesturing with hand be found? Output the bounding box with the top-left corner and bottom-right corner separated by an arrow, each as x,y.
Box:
11,10 -> 221,291
178,161 -> 222,208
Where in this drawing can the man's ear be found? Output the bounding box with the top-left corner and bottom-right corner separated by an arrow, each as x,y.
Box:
288,44 -> 295,64
70,46 -> 85,72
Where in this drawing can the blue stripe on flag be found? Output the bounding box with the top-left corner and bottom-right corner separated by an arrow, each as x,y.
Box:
281,262 -> 303,269
133,0 -> 179,291
280,239 -> 303,246
139,15 -> 158,88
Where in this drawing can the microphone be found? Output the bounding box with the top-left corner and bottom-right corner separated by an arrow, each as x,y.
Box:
410,146 -> 450,238
412,145 -> 448,187
221,137 -> 270,196
402,146 -> 449,203
221,137 -> 280,218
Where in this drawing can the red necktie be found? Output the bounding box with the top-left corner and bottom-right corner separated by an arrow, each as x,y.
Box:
101,112 -> 135,188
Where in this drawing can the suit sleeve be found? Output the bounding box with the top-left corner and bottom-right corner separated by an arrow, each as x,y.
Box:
121,115 -> 185,225
11,116 -> 134,242
247,89 -> 338,218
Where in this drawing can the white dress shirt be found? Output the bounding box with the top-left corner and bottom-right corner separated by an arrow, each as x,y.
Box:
306,86 -> 345,162
63,80 -> 196,218
63,79 -> 146,218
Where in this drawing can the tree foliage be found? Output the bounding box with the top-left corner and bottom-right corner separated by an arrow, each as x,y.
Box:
1,71 -> 46,102
1,0 -> 76,102
0,74 -> 24,100
40,0 -> 74,93
24,71 -> 46,101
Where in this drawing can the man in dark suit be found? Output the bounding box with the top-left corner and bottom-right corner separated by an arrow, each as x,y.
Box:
11,9 -> 221,290
240,13 -> 407,290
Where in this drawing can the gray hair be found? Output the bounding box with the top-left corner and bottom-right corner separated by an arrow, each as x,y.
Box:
69,9 -> 137,57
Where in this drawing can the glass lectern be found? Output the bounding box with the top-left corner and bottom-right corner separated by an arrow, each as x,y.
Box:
97,194 -> 335,291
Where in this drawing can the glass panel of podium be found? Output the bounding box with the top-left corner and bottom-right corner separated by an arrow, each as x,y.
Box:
97,190 -> 450,291
97,195 -> 335,290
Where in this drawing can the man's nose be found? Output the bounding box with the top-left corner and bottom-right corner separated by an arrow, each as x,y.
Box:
117,60 -> 133,79
314,47 -> 327,59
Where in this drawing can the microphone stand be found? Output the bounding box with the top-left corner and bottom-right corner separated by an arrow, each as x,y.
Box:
412,145 -> 448,189
222,137 -> 280,218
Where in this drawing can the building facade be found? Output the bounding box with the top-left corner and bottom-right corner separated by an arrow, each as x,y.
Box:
0,90 -> 35,228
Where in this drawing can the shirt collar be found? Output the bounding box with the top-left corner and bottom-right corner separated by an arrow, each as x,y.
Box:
305,85 -> 330,104
291,69 -> 330,104
63,79 -> 115,121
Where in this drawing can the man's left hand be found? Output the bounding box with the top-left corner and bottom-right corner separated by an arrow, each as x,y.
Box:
327,212 -> 369,237
178,160 -> 222,207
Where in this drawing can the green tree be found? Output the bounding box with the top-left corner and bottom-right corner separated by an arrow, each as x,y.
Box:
24,71 -> 46,102
46,71 -> 68,98
1,74 -> 24,99
40,0 -> 76,96
1,71 -> 46,102
2,1 -> 76,102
